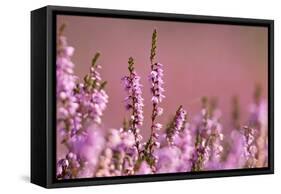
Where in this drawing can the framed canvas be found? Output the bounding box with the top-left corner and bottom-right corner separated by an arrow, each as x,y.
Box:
31,5 -> 274,188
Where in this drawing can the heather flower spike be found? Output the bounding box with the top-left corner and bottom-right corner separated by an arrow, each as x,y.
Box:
57,26 -> 109,179
248,84 -> 268,167
142,29 -> 165,171
190,97 -> 211,171
76,52 -> 109,125
205,98 -> 224,170
56,24 -> 84,179
166,105 -> 187,146
242,126 -> 258,168
122,57 -> 144,153
56,23 -> 80,147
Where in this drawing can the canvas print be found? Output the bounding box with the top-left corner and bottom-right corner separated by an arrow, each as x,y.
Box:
56,15 -> 268,180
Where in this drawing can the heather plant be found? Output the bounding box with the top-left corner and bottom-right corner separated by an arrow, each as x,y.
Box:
121,57 -> 144,154
56,25 -> 269,179
224,96 -> 246,169
56,25 -> 108,179
242,126 -> 258,168
205,98 -> 224,170
56,24 -> 82,179
166,105 -> 187,146
155,106 -> 190,173
141,29 -> 165,172
56,24 -> 80,150
95,128 -> 138,177
75,52 -> 109,125
248,85 -> 268,167
190,97 -> 213,171
190,97 -> 224,171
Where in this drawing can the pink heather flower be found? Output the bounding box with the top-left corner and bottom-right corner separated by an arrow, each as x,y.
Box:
90,65 -> 102,83
248,85 -> 268,129
90,89 -> 109,124
156,107 -> 163,116
166,106 -> 187,146
224,129 -> 245,169
56,36 -> 77,95
190,98 -> 225,171
190,99 -> 212,171
174,107 -> 187,132
205,108 -> 224,170
152,123 -> 162,131
251,99 -> 268,167
95,128 -> 138,177
223,96 -> 245,169
75,126 -> 105,178
155,146 -> 182,173
122,73 -> 144,127
56,27 -> 109,179
160,120 -> 193,171
242,126 -> 258,168
56,152 -> 81,180
122,57 -> 144,153
248,85 -> 268,167
136,161 -> 152,175
56,30 -> 83,155
174,125 -> 194,172
149,63 -> 165,104
143,30 -> 165,171
74,53 -> 109,126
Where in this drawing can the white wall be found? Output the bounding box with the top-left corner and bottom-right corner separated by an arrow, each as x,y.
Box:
0,0 -> 279,193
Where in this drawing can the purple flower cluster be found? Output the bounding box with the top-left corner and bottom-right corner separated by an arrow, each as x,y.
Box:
57,152 -> 80,179
149,63 -> 165,104
148,62 -> 165,147
122,57 -> 144,152
56,26 -> 268,179
224,97 -> 245,169
248,85 -> 268,167
242,126 -> 258,168
141,30 -> 165,171
190,98 -> 224,171
75,53 -> 109,126
205,105 -> 224,170
95,128 -> 138,176
175,126 -> 193,172
56,31 -> 81,147
155,120 -> 193,173
166,106 -> 187,146
56,26 -> 108,180
224,129 -> 245,169
122,73 -> 144,126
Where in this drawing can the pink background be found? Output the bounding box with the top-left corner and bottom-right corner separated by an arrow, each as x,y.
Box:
57,15 -> 268,140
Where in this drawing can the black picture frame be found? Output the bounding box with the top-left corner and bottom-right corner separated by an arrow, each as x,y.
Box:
31,5 -> 274,188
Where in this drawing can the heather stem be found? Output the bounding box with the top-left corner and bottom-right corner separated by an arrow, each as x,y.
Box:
143,29 -> 165,171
